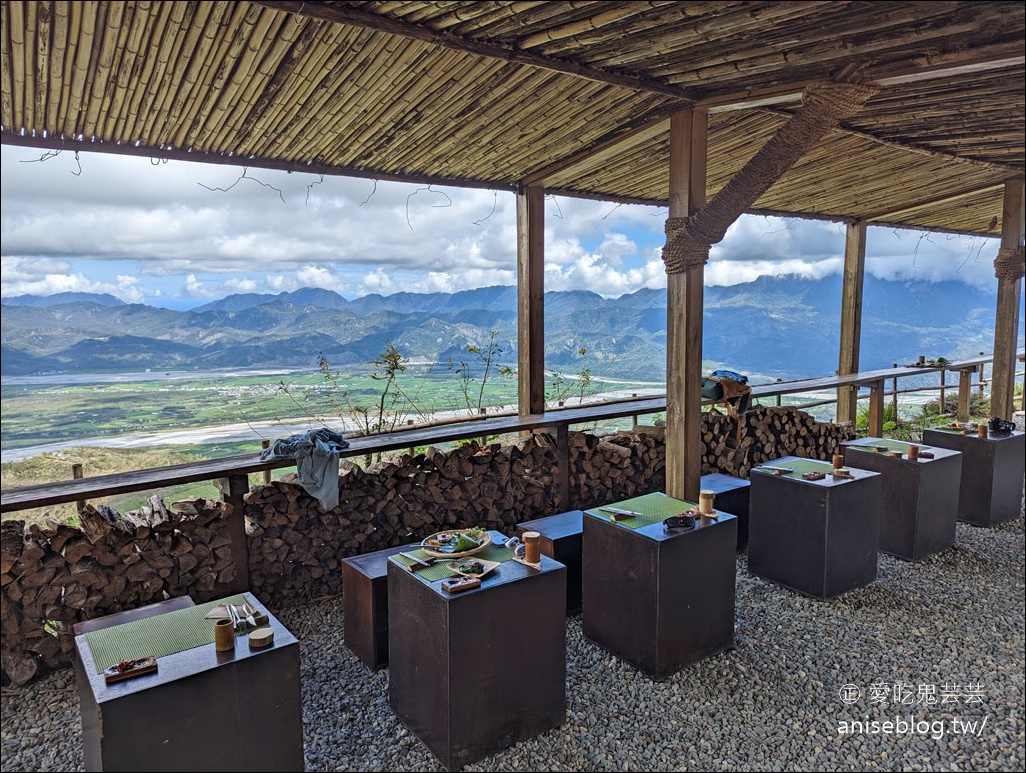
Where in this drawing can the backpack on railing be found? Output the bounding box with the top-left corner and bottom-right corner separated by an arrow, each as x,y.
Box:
701,370 -> 752,445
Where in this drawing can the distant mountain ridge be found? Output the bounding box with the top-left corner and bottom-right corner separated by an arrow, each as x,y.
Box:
2,277 -> 1017,382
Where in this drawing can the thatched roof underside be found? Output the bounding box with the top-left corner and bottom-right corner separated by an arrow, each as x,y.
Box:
2,1 -> 1023,236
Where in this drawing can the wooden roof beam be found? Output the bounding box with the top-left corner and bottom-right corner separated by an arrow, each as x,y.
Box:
695,43 -> 1024,113
252,1 -> 699,101
0,131 -> 518,193
865,45 -> 1025,87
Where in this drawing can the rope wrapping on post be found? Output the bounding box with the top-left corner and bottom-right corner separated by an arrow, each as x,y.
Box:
662,81 -> 879,274
994,244 -> 1025,280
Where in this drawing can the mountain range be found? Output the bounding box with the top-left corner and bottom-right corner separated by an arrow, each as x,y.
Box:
2,276 -> 1018,382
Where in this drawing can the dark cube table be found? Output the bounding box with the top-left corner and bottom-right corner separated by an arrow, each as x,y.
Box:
388,531 -> 566,771
922,427 -> 1025,527
343,543 -> 412,669
700,473 -> 752,551
517,509 -> 583,615
581,492 -> 737,680
748,456 -> 881,599
73,593 -> 303,772
842,437 -> 961,561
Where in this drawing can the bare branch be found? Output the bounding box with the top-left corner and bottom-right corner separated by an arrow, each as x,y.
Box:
405,185 -> 452,230
360,179 -> 378,207
19,148 -> 63,163
305,173 -> 324,204
473,190 -> 498,226
198,167 -> 286,204
602,202 -> 622,221
545,194 -> 564,220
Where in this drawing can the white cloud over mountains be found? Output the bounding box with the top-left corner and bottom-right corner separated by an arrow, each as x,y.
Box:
1,145 -> 1001,306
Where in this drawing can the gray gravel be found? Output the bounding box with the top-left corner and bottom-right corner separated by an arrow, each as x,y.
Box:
4,492 -> 1023,772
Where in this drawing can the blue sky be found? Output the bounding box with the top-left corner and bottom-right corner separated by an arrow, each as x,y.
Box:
0,144 -> 1002,309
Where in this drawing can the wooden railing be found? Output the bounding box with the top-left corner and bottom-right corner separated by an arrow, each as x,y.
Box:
2,350 -> 1022,517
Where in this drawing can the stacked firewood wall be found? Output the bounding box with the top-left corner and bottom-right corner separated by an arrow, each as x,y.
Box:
701,405 -> 857,477
1,496 -> 235,687
1,408 -> 850,685
245,431 -> 665,603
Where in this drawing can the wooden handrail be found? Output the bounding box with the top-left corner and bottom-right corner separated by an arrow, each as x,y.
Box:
2,351 -> 1021,515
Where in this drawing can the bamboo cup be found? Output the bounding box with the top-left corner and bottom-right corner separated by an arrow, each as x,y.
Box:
699,489 -> 715,515
907,444 -> 920,460
832,454 -> 845,469
214,618 -> 235,652
522,531 -> 541,564
977,424 -> 988,438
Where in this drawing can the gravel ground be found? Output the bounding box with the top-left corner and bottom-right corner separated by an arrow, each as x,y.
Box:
3,491 -> 1023,772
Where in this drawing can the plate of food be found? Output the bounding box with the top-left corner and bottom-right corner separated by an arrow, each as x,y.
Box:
420,528 -> 490,559
447,557 -> 500,578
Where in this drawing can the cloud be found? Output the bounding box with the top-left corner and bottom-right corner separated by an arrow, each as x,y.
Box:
0,256 -> 146,301
1,145 -> 1004,304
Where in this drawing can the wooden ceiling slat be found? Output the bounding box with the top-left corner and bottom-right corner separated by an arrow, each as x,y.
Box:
142,2 -> 207,143
2,1 -> 1022,235
245,26 -> 379,161
183,5 -> 282,150
66,0 -> 97,138
9,0 -> 26,130
1,3 -> 16,131
170,2 -> 250,149
81,1 -> 124,138
119,2 -> 173,142
102,0 -> 145,137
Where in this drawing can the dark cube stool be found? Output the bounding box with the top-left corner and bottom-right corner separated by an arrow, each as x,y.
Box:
749,456 -> 881,599
922,428 -> 1025,527
581,492 -> 737,680
388,531 -> 565,770
517,510 -> 583,614
701,473 -> 751,551
842,437 -> 962,561
343,544 -> 411,669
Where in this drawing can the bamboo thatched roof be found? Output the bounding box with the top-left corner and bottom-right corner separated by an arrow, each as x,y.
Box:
2,1 -> 1023,236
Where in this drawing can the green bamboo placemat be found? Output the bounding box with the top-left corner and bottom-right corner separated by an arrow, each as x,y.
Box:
847,438 -> 917,454
931,426 -> 973,435
752,458 -> 832,480
394,544 -> 516,582
586,493 -> 696,529
85,594 -> 251,673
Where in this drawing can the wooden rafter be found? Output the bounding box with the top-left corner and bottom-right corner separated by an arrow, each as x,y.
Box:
252,1 -> 701,101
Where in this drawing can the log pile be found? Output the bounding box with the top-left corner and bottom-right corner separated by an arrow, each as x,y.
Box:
1,496 -> 234,686
245,431 -> 663,603
1,408 -> 845,684
700,405 -> 856,478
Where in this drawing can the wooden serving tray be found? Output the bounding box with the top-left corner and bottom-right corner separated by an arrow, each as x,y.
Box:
104,656 -> 158,684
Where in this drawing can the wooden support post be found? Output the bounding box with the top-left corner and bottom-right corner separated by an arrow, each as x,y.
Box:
665,109 -> 707,502
215,474 -> 251,593
991,180 -> 1025,420
891,376 -> 899,421
517,184 -> 546,417
938,368 -> 946,413
555,424 -> 570,511
71,463 -> 87,515
867,380 -> 885,437
261,440 -> 271,484
957,368 -> 973,421
836,221 -> 866,424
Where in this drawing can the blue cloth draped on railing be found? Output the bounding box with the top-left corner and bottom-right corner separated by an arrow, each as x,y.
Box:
259,429 -> 350,510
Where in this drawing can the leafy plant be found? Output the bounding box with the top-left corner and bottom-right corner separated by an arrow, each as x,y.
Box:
549,347 -> 595,406
446,330 -> 514,416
